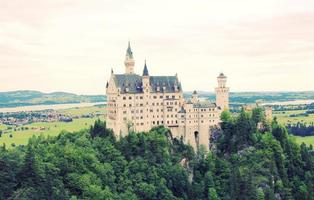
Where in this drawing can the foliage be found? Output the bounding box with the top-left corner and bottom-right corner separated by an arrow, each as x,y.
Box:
0,111 -> 313,200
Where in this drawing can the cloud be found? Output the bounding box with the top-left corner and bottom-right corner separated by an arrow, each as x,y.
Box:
0,0 -> 313,94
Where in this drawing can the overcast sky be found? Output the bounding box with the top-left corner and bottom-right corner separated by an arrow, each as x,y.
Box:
0,0 -> 314,94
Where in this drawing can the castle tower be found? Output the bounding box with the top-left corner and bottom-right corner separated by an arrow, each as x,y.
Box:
124,41 -> 135,74
215,73 -> 229,110
265,106 -> 273,121
142,60 -> 150,131
142,60 -> 150,91
191,90 -> 199,104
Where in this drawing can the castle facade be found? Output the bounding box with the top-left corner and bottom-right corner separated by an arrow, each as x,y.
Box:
106,42 -> 229,150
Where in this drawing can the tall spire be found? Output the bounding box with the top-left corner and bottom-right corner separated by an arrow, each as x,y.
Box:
142,60 -> 149,76
126,41 -> 133,59
124,41 -> 135,74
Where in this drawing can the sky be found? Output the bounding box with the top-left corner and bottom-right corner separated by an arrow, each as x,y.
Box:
0,0 -> 314,95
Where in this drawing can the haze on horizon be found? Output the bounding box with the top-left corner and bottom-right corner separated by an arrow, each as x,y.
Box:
0,0 -> 314,95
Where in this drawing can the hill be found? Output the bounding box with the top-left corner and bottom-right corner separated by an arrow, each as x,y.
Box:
0,110 -> 313,200
0,90 -> 106,108
184,91 -> 314,105
1,90 -> 314,109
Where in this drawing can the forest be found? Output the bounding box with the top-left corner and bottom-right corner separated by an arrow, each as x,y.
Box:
0,109 -> 313,200
287,122 -> 314,137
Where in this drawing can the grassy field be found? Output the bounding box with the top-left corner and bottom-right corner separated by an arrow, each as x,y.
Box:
274,110 -> 314,146
0,124 -> 7,130
0,106 -> 105,148
2,105 -> 314,147
0,117 -> 104,148
273,110 -> 314,125
58,105 -> 105,116
293,136 -> 314,146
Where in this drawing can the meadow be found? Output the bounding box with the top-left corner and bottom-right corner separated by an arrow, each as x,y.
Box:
293,135 -> 314,146
274,110 -> 314,146
1,106 -> 314,148
0,106 -> 105,148
273,110 -> 314,125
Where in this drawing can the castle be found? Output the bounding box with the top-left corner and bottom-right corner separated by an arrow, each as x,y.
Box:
106,42 -> 229,151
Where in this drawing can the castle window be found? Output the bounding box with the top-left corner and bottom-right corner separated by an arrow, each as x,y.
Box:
123,97 -> 126,100
129,104 -> 132,107
129,97 -> 132,100
153,96 -> 157,99
123,104 -> 126,107
166,95 -> 169,99
160,95 -> 163,99
140,96 -> 143,99
172,95 -> 175,99
123,111 -> 127,114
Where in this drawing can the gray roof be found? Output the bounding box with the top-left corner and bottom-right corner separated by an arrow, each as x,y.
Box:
193,101 -> 217,109
113,74 -> 182,94
142,61 -> 149,76
218,73 -> 226,78
178,106 -> 186,113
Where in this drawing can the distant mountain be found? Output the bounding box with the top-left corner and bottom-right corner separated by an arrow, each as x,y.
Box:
184,91 -> 314,105
0,90 -> 106,108
1,90 -> 313,108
